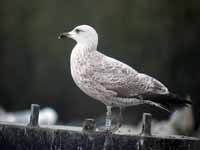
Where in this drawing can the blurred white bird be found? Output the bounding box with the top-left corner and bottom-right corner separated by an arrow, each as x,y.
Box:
115,105 -> 194,136
0,107 -> 58,125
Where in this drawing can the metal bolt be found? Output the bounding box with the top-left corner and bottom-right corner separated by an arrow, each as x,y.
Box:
28,104 -> 40,127
141,113 -> 152,136
82,118 -> 96,132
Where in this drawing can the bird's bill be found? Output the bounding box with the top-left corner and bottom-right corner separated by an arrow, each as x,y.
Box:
58,32 -> 71,39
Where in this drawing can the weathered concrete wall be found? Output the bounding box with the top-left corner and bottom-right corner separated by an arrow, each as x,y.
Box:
0,122 -> 199,150
0,105 -> 199,150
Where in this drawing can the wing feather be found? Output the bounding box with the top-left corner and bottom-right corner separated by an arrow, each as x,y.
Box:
90,53 -> 169,97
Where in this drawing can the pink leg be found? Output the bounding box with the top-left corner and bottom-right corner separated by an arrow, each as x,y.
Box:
116,107 -> 123,128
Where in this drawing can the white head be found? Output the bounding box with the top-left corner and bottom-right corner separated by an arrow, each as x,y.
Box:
59,25 -> 98,50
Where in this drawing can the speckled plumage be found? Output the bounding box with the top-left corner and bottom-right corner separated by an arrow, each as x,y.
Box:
58,25 -> 191,130
68,25 -> 169,108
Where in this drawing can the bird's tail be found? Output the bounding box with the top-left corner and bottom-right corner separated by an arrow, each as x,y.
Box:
143,92 -> 192,112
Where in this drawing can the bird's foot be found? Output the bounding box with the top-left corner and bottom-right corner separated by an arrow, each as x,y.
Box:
97,121 -> 122,133
97,125 -> 119,134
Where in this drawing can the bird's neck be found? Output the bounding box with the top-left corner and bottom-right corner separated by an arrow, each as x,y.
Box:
71,43 -> 96,61
75,41 -> 97,52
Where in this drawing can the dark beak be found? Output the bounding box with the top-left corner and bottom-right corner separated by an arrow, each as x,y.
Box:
58,32 -> 70,39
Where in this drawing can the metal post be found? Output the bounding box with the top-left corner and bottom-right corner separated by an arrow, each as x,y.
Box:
82,118 -> 96,132
28,104 -> 40,127
141,113 -> 152,136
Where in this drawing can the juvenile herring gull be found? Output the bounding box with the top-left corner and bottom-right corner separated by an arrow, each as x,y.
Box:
58,25 -> 191,130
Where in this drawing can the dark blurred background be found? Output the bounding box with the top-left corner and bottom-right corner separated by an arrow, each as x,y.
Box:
0,0 -> 200,129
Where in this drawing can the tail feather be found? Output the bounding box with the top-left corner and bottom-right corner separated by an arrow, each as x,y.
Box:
142,92 -> 192,112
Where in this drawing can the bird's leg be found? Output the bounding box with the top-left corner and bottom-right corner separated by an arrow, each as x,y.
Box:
97,106 -> 113,132
110,107 -> 123,132
116,107 -> 123,128
105,106 -> 112,130
98,106 -> 122,133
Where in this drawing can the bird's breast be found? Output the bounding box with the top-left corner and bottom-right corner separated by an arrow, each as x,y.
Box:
70,48 -> 93,88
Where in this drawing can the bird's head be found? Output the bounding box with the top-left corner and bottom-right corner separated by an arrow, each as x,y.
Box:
58,25 -> 98,49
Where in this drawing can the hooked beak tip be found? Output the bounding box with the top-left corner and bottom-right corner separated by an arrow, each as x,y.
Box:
58,32 -> 70,40
58,36 -> 62,40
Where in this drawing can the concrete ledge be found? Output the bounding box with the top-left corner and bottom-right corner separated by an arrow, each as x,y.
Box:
0,122 -> 199,150
0,104 -> 199,150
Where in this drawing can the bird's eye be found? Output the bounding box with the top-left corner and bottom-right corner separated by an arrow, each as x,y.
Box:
75,29 -> 82,33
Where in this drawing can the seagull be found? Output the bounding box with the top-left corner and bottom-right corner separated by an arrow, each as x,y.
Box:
58,25 -> 191,131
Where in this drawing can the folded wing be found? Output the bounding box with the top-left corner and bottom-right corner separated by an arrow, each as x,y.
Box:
90,53 -> 169,98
